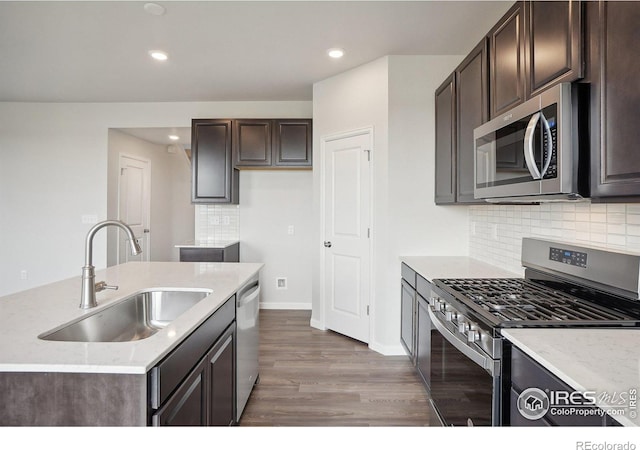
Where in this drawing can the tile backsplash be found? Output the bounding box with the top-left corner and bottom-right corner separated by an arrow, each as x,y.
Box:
195,205 -> 240,242
470,202 -> 640,274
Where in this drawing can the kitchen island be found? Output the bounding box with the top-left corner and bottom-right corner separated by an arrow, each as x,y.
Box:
0,261 -> 262,425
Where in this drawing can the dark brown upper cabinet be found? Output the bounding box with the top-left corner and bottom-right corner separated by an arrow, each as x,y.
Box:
273,119 -> 312,167
489,1 -> 583,118
233,119 -> 312,169
234,119 -> 272,167
525,0 -> 583,98
587,1 -> 640,199
456,39 -> 489,204
434,73 -> 456,205
191,119 -> 239,204
489,2 -> 526,118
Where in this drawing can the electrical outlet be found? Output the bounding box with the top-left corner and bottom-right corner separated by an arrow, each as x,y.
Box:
20,270 -> 27,280
276,277 -> 287,290
287,225 -> 295,235
223,216 -> 230,225
210,216 -> 220,225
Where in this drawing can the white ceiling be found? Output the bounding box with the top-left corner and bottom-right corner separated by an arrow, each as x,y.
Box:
0,0 -> 512,104
1,1 -> 512,147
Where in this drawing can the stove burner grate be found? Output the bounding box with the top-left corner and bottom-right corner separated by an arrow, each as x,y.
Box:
434,278 -> 633,323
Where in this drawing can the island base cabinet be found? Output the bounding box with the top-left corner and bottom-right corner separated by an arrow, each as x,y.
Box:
208,325 -> 235,426
151,358 -> 208,426
151,323 -> 235,426
149,297 -> 237,427
0,372 -> 147,426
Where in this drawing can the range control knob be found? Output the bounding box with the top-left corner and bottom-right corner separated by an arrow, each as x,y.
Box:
445,310 -> 456,322
467,330 -> 480,344
429,297 -> 438,307
458,322 -> 469,334
439,302 -> 447,313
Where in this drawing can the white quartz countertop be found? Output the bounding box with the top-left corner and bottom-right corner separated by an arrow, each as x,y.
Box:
174,239 -> 239,249
0,261 -> 262,375
502,328 -> 640,427
400,256 -> 521,282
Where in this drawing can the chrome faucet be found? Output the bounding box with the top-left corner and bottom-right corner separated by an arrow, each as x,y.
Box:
80,220 -> 142,309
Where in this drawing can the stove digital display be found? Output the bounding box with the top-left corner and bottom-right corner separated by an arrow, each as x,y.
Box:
549,247 -> 587,268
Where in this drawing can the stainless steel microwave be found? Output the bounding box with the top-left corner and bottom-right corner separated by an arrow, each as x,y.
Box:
473,83 -> 585,202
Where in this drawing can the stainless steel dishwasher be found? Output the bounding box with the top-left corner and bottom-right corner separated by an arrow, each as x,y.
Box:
236,275 -> 260,422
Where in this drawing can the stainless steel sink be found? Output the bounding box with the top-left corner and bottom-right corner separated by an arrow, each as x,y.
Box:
39,288 -> 212,342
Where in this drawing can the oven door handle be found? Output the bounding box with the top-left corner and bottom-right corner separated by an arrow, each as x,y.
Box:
428,307 -> 495,375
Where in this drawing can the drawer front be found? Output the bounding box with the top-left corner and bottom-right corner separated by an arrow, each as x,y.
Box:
401,263 -> 416,288
511,346 -> 604,426
150,295 -> 236,409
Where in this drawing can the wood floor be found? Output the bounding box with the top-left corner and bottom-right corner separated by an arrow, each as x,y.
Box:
239,309 -> 439,426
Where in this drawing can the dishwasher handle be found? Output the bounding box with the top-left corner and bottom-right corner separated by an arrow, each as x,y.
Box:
238,285 -> 260,308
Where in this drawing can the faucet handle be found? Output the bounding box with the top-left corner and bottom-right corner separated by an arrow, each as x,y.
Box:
95,281 -> 118,292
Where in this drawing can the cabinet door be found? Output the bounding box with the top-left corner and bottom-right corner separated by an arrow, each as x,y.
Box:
191,119 -> 238,204
525,0 -> 583,97
234,119 -> 272,167
589,1 -> 640,199
456,39 -> 488,204
152,357 -> 208,426
273,119 -> 312,167
489,2 -> 526,118
434,73 -> 456,204
400,280 -> 416,362
208,324 -> 235,426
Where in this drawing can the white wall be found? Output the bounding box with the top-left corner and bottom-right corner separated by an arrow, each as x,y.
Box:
239,170 -> 313,309
106,129 -> 194,265
0,101 -> 311,297
312,56 -> 390,346
312,55 -> 469,355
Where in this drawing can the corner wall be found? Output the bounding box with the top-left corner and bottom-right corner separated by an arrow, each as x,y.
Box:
312,55 -> 469,354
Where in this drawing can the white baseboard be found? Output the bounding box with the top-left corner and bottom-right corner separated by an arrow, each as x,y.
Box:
309,318 -> 326,330
259,302 -> 311,310
368,341 -> 408,356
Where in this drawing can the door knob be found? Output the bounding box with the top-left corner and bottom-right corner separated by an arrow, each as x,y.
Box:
143,229 -> 150,233
324,241 -> 332,248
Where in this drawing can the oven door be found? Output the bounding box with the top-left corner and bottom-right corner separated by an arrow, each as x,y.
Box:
429,308 -> 501,426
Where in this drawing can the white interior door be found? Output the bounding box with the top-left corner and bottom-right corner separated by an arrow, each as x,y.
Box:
323,131 -> 371,343
118,154 -> 150,263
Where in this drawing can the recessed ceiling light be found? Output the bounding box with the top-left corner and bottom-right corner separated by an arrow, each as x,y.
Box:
144,3 -> 166,16
168,135 -> 179,141
149,50 -> 168,61
327,48 -> 345,59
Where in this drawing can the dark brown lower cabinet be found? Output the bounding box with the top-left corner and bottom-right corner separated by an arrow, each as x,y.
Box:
179,242 -> 240,262
208,324 -> 235,426
149,296 -> 236,426
152,357 -> 208,426
509,346 -> 614,426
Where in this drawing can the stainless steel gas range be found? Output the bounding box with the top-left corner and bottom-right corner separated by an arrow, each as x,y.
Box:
427,238 -> 640,426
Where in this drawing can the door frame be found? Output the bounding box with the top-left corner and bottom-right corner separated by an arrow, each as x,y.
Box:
117,153 -> 151,263
318,126 -> 375,343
